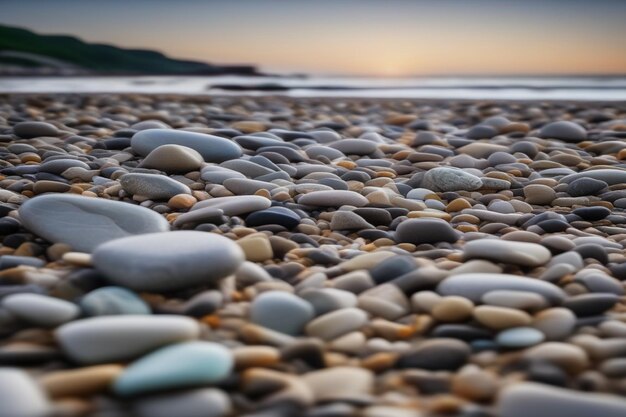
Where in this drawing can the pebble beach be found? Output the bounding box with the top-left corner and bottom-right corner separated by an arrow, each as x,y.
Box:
1,93 -> 626,417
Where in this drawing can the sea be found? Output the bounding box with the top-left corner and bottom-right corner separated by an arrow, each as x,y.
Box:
1,75 -> 625,101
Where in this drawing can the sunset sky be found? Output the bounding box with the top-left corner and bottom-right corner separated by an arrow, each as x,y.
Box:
2,0 -> 626,76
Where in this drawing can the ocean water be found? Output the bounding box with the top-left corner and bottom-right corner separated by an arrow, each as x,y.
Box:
1,75 -> 625,101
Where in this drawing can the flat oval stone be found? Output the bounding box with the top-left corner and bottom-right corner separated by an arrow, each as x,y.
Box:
55,315 -> 200,364
92,231 -> 244,292
422,167 -> 483,192
567,177 -> 607,196
561,169 -> 626,186
19,194 -> 170,252
397,338 -> 470,370
250,291 -> 314,335
496,327 -> 545,348
120,173 -> 191,200
133,388 -> 231,417
306,308 -> 368,341
303,367 -> 374,402
114,342 -> 233,396
0,368 -> 50,417
2,293 -> 79,328
14,121 -> 60,138
80,286 -> 151,316
463,240 -> 551,267
245,206 -> 301,229
395,218 -> 459,244
299,190 -> 368,207
139,144 -> 204,173
498,382 -> 626,417
437,273 -> 566,304
191,196 -> 271,216
131,129 -> 242,162
538,121 -> 587,142
329,139 -> 378,155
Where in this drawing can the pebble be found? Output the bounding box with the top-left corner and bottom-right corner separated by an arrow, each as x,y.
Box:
397,338 -> 471,370
431,296 -> 474,322
40,364 -> 123,398
498,382 -> 626,417
139,144 -> 204,173
437,273 -> 566,304
114,342 -> 233,396
18,194 -> 170,252
463,240 -> 551,267
80,286 -> 151,316
303,367 -> 373,402
55,315 -> 200,364
131,128 -> 242,162
473,305 -> 532,330
120,172 -> 191,200
395,218 -> 459,244
298,190 -> 368,207
538,121 -> 587,142
2,293 -> 79,328
422,167 -> 483,192
250,291 -> 314,335
306,308 -> 368,340
190,195 -> 271,216
92,231 -> 244,292
496,327 -> 545,348
133,388 -> 231,417
0,368 -> 50,417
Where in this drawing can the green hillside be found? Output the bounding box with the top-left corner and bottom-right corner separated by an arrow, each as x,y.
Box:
0,24 -> 257,75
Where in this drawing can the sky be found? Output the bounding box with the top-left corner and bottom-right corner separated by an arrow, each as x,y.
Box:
2,0 -> 626,76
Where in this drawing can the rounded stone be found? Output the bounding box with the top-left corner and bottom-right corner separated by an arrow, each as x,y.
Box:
397,338 -> 471,371
432,296 -> 474,322
303,367 -> 373,402
437,273 -> 566,304
40,364 -> 123,398
473,305 -> 532,330
92,231 -> 244,292
120,173 -> 191,200
463,240 -> 551,267
496,327 -> 545,348
133,388 -> 231,417
190,196 -> 271,216
306,308 -> 368,341
524,184 -> 556,205
498,382 -> 626,417
80,286 -> 151,316
2,293 -> 79,328
0,368 -> 50,417
131,129 -> 242,162
250,291 -> 314,335
18,194 -> 170,253
567,177 -> 608,197
532,307 -> 577,340
13,121 -> 59,138
538,121 -> 587,142
114,342 -> 233,397
421,167 -> 483,192
298,190 -> 368,207
395,218 -> 459,245
245,207 -> 301,229
140,144 -> 204,173
55,315 -> 200,364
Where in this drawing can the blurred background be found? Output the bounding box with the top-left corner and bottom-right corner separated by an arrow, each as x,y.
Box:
1,0 -> 625,99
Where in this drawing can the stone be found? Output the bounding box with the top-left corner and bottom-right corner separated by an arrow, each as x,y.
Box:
237,233 -> 273,262
80,286 -> 151,316
437,273 -> 566,304
524,184 -> 556,205
561,169 -> 626,186
92,231 -> 244,292
306,308 -> 368,341
18,194 -> 170,252
432,296 -> 474,322
40,364 -> 123,398
120,173 -> 191,200
245,207 -> 301,229
567,177 -> 608,197
538,121 -> 587,142
0,368 -> 50,417
330,210 -> 374,230
114,342 -> 233,396
133,388 -> 231,417
55,315 -> 200,364
131,129 -> 242,162
463,240 -> 551,267
451,365 -> 498,401
498,382 -> 626,417
395,218 -> 459,244
496,327 -> 545,348
298,190 -> 368,207
397,338 -> 470,370
473,305 -> 532,330
523,342 -> 589,374
421,167 -> 482,192
139,144 -> 204,173
190,195 -> 271,216
13,121 -> 59,138
303,367 -> 373,402
532,308 -> 577,340
250,291 -> 314,335
2,293 -> 79,328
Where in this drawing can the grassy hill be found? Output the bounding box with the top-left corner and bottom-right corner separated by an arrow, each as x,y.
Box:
0,24 -> 257,75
